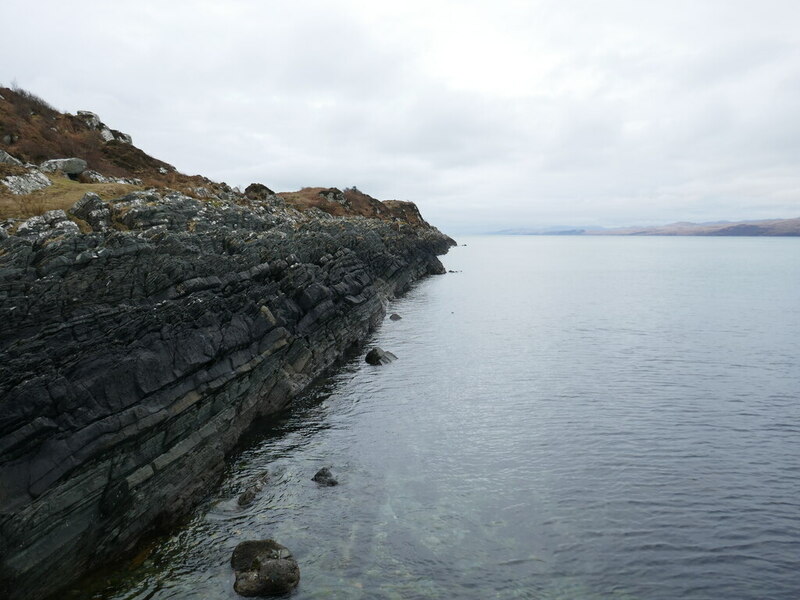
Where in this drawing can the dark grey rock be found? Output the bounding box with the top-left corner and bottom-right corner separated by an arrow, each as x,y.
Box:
245,183 -> 274,200
231,540 -> 300,596
312,467 -> 338,486
365,347 -> 398,365
68,193 -> 112,232
389,313 -> 402,321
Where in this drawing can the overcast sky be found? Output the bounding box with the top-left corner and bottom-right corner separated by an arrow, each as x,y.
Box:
3,0 -> 800,232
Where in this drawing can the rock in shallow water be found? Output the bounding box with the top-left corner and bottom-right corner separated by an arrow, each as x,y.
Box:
237,471 -> 270,507
312,467 -> 338,486
365,347 -> 397,365
231,540 -> 300,596
389,313 -> 402,321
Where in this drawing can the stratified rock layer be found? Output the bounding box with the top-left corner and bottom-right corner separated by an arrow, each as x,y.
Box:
0,190 -> 453,600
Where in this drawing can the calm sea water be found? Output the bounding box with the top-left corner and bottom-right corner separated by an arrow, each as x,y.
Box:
72,236 -> 800,600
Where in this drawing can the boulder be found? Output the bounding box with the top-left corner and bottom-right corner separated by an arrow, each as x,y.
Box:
245,183 -> 274,200
312,467 -> 338,486
40,158 -> 87,176
319,188 -> 347,205
76,110 -> 102,129
389,313 -> 402,321
231,540 -> 300,597
365,347 -> 397,365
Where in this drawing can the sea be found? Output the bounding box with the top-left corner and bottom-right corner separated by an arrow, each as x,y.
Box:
71,235 -> 800,600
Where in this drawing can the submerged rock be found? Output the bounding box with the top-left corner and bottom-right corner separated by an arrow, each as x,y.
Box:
365,347 -> 397,365
312,467 -> 338,486
237,471 -> 270,507
231,540 -> 300,596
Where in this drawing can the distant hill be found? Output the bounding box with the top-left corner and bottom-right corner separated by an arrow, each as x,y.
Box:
588,218 -> 800,236
496,217 -> 800,237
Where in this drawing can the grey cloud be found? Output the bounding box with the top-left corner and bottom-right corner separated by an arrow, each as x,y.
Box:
3,0 -> 800,233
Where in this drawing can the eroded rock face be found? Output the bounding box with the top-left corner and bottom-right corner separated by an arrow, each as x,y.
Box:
231,540 -> 300,596
68,192 -> 112,232
15,209 -> 80,241
0,189 -> 453,600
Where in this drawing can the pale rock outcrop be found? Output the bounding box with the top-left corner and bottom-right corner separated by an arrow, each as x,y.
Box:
0,149 -> 22,166
1,169 -> 52,194
80,169 -> 142,185
76,110 -> 133,145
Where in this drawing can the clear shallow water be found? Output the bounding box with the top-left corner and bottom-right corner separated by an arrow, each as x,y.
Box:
72,236 -> 800,600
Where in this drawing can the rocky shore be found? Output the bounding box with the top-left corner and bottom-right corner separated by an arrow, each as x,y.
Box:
0,187 -> 454,599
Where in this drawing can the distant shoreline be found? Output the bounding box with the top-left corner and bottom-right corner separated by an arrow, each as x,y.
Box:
493,216 -> 800,237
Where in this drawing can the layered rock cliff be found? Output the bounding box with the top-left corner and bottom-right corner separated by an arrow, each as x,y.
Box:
0,186 -> 454,599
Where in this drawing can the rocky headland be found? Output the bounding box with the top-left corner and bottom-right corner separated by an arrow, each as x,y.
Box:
0,87 -> 455,599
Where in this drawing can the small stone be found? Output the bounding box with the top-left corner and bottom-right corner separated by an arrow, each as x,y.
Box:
231,540 -> 299,597
312,467 -> 338,486
389,313 -> 402,321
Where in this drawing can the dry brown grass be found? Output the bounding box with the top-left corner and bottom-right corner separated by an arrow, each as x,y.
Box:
0,174 -> 142,220
0,163 -> 28,178
0,86 -> 174,180
0,86 -> 264,207
278,186 -> 429,227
